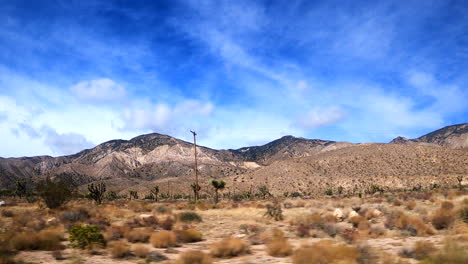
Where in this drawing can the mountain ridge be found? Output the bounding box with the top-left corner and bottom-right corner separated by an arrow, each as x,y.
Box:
0,123 -> 467,193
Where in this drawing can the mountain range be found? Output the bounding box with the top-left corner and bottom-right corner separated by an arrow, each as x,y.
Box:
0,123 -> 467,196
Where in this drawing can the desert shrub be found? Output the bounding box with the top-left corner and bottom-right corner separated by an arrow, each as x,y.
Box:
431,209 -> 455,230
341,228 -> 360,244
11,228 -> 63,251
177,250 -> 212,264
406,201 -> 417,210
292,240 -> 360,264
0,210 -> 13,218
419,241 -> 468,264
266,237 -> 293,257
105,225 -> 130,241
154,205 -> 172,214
36,178 -> 74,209
393,200 -> 403,206
440,201 -> 454,210
69,224 -> 105,249
386,211 -> 434,236
296,224 -> 310,237
349,215 -> 366,228
0,231 -> 15,264
175,229 -> 203,243
150,231 -> 177,248
210,238 -> 249,258
405,241 -> 436,260
108,240 -> 130,258
160,216 -> 175,230
460,207 -> 468,223
131,243 -> 150,258
264,199 -> 283,221
178,211 -> 202,223
124,227 -> 151,243
60,208 -> 90,223
86,215 -> 111,230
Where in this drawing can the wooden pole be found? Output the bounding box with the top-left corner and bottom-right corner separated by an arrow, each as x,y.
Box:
190,130 -> 199,202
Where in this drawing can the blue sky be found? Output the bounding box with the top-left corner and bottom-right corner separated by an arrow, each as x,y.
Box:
0,0 -> 467,157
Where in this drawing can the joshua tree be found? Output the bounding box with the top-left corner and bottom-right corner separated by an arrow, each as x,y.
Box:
211,179 -> 226,204
457,176 -> 464,190
191,183 -> 201,202
15,179 -> 28,198
87,182 -> 106,204
150,185 -> 160,201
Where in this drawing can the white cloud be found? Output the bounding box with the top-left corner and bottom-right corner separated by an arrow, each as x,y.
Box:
70,78 -> 126,102
298,106 -> 346,129
120,99 -> 214,133
41,126 -> 94,155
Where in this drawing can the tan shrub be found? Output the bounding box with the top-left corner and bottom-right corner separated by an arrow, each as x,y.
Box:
393,200 -> 403,206
124,227 -> 151,243
174,229 -> 203,243
418,240 -> 468,264
412,241 -> 436,260
131,243 -> 150,258
150,231 -> 177,248
431,209 -> 455,230
105,225 -> 130,241
292,240 -> 360,264
441,201 -> 454,210
108,240 -> 130,258
11,228 -> 64,251
177,250 -> 212,264
349,215 -> 365,228
405,201 -> 417,210
210,238 -> 249,258
160,216 -> 175,230
266,237 -> 293,257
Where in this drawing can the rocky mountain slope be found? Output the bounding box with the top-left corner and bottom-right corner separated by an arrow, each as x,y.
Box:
390,123 -> 468,148
0,123 -> 466,195
225,143 -> 468,196
0,133 -> 350,190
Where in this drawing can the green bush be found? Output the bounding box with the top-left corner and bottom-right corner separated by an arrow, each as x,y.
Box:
69,225 -> 105,249
178,211 -> 202,223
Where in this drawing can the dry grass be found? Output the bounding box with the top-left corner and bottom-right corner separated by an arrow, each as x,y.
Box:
177,250 -> 212,264
405,200 -> 417,210
124,227 -> 151,243
174,229 -> 203,243
419,240 -> 468,264
266,237 -> 293,257
105,225 -> 130,241
210,238 -> 250,258
150,231 -> 177,248
431,209 -> 455,230
108,240 -> 130,258
292,240 -> 360,264
131,243 -> 150,258
11,228 -> 64,251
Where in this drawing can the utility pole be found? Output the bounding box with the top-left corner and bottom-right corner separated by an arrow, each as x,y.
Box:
190,130 -> 200,202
